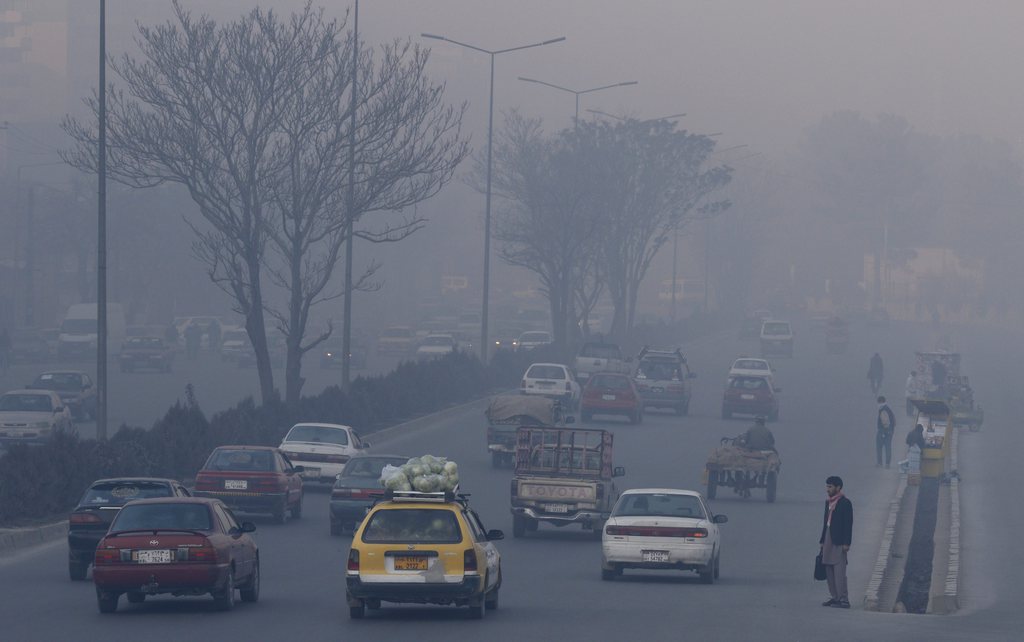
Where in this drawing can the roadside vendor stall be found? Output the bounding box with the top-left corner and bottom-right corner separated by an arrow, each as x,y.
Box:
910,399 -> 951,478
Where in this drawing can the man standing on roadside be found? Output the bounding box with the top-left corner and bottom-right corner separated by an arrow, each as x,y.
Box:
876,395 -> 896,468
819,476 -> 853,609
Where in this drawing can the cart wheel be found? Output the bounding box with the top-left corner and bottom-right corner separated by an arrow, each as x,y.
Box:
706,470 -> 718,499
766,472 -> 777,503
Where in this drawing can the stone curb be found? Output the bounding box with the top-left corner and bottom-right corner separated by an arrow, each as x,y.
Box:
941,428 -> 961,612
0,520 -> 67,555
863,472 -> 909,611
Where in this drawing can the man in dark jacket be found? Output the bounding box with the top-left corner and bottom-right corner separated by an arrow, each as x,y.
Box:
868,353 -> 884,394
819,475 -> 853,608
876,395 -> 896,468
739,416 -> 775,451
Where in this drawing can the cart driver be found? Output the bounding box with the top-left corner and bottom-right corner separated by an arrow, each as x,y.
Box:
739,416 -> 776,451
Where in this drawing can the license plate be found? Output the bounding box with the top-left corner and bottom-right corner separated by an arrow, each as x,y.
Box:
602,394 -> 616,401
741,394 -> 755,400
135,549 -> 173,564
393,556 -> 429,571
642,550 -> 670,563
538,381 -> 554,387
301,467 -> 321,478
652,387 -> 664,393
224,479 -> 248,490
544,503 -> 569,513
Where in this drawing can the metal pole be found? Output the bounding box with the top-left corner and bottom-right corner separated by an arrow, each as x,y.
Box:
671,226 -> 678,322
342,0 -> 358,390
24,187 -> 34,326
481,53 -> 494,365
703,218 -> 710,313
574,93 -> 579,130
97,0 -> 108,440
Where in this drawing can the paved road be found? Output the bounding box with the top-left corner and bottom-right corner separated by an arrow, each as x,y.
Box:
0,320 -> 1019,640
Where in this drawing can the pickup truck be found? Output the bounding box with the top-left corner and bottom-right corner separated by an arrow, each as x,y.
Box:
485,395 -> 571,468
574,341 -> 632,383
510,427 -> 624,539
119,337 -> 175,373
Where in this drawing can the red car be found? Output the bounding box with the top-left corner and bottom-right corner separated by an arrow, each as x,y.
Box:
721,375 -> 780,422
194,446 -> 304,524
581,373 -> 643,424
92,497 -> 259,613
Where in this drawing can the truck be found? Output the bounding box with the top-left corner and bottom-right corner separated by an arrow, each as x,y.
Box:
510,427 -> 625,539
57,303 -> 126,361
485,395 -> 570,468
573,341 -> 632,383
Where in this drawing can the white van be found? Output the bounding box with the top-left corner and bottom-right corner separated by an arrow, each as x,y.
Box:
57,303 -> 127,361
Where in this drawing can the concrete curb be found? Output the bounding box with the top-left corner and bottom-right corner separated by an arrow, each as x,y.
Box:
0,520 -> 67,555
863,474 -> 909,611
931,427 -> 961,613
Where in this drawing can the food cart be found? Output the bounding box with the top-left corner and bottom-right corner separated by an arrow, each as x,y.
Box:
909,399 -> 951,478
703,437 -> 781,502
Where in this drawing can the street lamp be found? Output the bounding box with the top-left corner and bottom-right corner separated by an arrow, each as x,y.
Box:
516,77 -> 637,126
97,0 -> 109,440
420,32 -> 565,364
585,108 -> 686,123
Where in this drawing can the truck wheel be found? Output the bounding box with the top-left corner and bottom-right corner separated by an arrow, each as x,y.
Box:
706,470 -> 718,499
766,472 -> 778,503
512,514 -> 526,538
591,521 -> 605,540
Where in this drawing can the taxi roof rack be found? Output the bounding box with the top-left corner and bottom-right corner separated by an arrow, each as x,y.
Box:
380,489 -> 470,507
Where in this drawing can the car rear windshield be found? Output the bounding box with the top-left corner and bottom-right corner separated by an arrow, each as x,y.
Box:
526,365 -> 565,380
762,322 -> 790,335
729,377 -> 768,390
0,393 -> 53,412
284,425 -> 349,446
205,449 -> 275,472
125,337 -> 164,348
112,503 -> 212,532
81,481 -> 174,506
361,508 -> 462,543
341,457 -> 408,479
613,493 -> 706,519
588,374 -> 629,390
32,373 -> 83,390
579,344 -> 621,359
638,359 -> 680,380
733,360 -> 767,371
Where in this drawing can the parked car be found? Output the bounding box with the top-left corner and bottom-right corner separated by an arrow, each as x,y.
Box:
415,334 -> 458,360
278,423 -> 370,484
721,374 -> 780,421
26,371 -> 96,420
220,327 -> 249,362
633,347 -> 696,415
92,498 -> 259,612
377,326 -> 415,356
0,389 -> 74,445
520,362 -> 581,408
515,331 -> 552,352
119,336 -> 175,373
10,329 -> 51,362
346,490 -> 504,619
193,446 -> 304,524
58,303 -> 126,360
601,488 -> 726,583
67,477 -> 191,581
329,454 -> 408,535
760,319 -> 794,358
581,373 -> 644,424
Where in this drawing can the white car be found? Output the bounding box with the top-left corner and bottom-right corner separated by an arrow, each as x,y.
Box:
515,331 -> 552,352
0,389 -> 75,445
728,357 -> 774,379
278,423 -> 371,483
415,334 -> 458,360
521,362 -> 580,407
219,327 -> 248,361
602,488 -> 727,583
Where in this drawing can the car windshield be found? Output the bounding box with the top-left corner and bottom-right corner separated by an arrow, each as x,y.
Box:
422,336 -> 453,347
579,344 -> 621,359
520,332 -> 550,342
284,425 -> 349,446
32,373 -> 83,390
729,377 -> 768,390
733,360 -> 768,371
638,359 -> 680,380
526,365 -> 565,380
340,457 -> 408,479
205,449 -> 275,472
81,481 -> 174,506
61,318 -> 96,334
111,503 -> 212,532
125,337 -> 163,348
588,374 -> 629,390
613,493 -> 707,519
763,322 -> 790,335
0,393 -> 53,412
362,508 -> 462,543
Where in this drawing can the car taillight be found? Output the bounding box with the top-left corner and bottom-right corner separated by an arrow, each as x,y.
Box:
605,526 -> 707,538
187,546 -> 218,562
463,549 -> 478,574
325,454 -> 349,463
195,474 -> 219,491
94,548 -> 121,565
347,550 -> 360,572
332,488 -> 353,499
70,512 -> 103,525
255,475 -> 287,492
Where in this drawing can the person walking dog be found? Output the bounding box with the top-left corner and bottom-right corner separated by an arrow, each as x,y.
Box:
819,476 -> 853,608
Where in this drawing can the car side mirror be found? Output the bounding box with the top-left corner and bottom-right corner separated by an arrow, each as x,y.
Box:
613,466 -> 626,478
713,514 -> 728,524
361,442 -> 371,449
292,465 -> 305,473
486,529 -> 505,541
240,521 -> 256,533
564,416 -> 576,425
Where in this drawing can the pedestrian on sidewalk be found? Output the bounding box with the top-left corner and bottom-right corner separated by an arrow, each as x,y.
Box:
868,353 -> 884,395
876,395 -> 895,468
819,475 -> 853,609
900,423 -> 926,475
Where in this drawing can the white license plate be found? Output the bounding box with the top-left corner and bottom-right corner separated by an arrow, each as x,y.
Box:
538,381 -> 555,387
544,503 -> 569,513
301,467 -> 320,478
224,479 -> 248,490
602,394 -> 616,401
741,394 -> 755,400
135,549 -> 173,564
642,550 -> 670,563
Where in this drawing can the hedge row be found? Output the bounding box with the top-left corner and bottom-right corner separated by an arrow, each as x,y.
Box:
0,347 -> 557,524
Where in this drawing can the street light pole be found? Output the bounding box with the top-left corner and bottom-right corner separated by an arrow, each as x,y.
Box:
341,0 -> 358,390
97,0 -> 108,440
421,33 -> 565,365
516,77 -> 638,129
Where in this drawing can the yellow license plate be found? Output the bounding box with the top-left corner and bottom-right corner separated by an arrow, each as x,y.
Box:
394,556 -> 428,571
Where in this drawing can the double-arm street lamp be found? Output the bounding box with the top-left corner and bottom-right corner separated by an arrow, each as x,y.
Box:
516,77 -> 638,125
420,32 -> 565,364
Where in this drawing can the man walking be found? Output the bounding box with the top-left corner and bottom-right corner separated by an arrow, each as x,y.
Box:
876,395 -> 895,468
819,476 -> 853,609
867,353 -> 884,395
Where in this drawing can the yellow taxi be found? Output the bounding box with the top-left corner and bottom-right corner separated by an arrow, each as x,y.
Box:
345,490 -> 504,619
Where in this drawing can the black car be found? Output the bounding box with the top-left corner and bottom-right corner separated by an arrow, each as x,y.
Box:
27,371 -> 96,420
67,477 -> 191,581
319,338 -> 368,370
329,454 -> 408,535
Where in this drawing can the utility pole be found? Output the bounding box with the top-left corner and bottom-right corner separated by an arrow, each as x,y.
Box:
24,187 -> 34,326
97,0 -> 108,440
341,0 -> 358,390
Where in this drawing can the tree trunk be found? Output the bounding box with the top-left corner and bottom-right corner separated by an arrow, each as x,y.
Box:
245,256 -> 275,405
285,250 -> 305,406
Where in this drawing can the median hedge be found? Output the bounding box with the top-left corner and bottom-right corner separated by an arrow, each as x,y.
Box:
0,348 -> 556,525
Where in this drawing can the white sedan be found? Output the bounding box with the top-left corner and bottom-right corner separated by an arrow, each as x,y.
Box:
520,362 -> 580,408
728,357 -> 774,379
278,423 -> 371,483
602,488 -> 727,583
415,334 -> 458,360
0,389 -> 75,445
